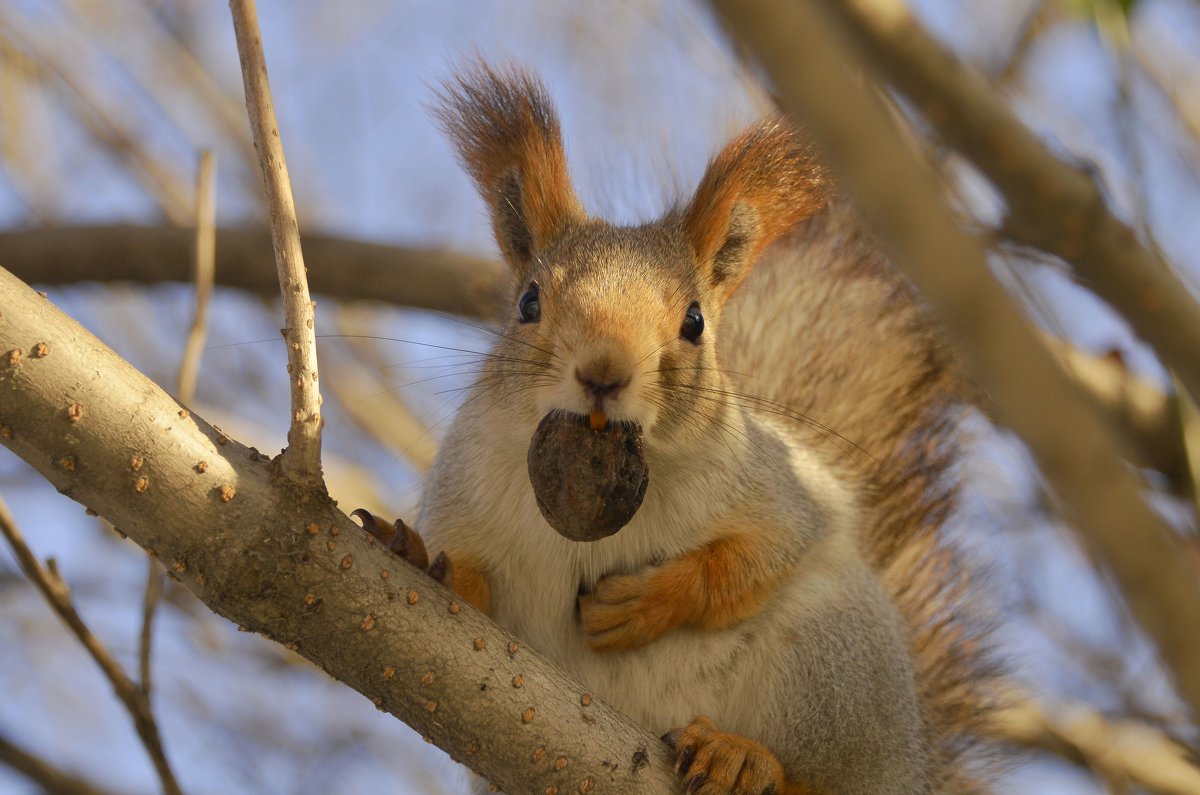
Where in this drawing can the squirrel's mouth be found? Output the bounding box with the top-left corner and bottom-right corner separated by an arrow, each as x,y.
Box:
526,411 -> 649,542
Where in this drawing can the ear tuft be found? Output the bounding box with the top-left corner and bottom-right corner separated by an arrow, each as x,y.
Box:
436,62 -> 585,277
684,118 -> 829,296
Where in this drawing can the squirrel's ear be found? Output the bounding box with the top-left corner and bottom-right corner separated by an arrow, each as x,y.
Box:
437,63 -> 585,280
684,118 -> 828,299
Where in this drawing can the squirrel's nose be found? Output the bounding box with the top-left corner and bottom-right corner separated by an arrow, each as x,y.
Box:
574,367 -> 630,400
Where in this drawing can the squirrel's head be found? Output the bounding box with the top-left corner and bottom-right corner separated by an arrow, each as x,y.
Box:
437,63 -> 828,444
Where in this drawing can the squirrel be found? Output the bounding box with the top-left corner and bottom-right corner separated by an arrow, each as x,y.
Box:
359,62 -> 998,795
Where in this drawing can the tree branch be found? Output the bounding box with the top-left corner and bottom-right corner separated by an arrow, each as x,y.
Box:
0,266 -> 676,794
991,697 -> 1200,795
1046,338 -> 1189,491
0,497 -> 183,795
229,0 -> 322,486
816,0 -> 1200,405
0,733 -> 116,795
0,225 -> 507,319
708,0 -> 1200,715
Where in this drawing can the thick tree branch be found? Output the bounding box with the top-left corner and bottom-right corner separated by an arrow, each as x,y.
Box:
816,0 -> 1200,405
230,0 -> 322,486
708,0 -> 1200,715
0,225 -> 507,320
0,266 -> 676,794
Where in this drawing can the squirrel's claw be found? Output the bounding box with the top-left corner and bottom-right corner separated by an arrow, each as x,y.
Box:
428,550 -> 448,584
350,509 -> 429,570
664,717 -> 790,795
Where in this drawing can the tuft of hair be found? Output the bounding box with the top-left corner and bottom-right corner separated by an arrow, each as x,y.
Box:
725,206 -> 1006,791
683,117 -> 829,297
869,387 -> 1006,793
435,62 -> 584,276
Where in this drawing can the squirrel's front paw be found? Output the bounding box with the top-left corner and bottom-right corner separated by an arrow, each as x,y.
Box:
578,567 -> 688,652
663,717 -> 793,795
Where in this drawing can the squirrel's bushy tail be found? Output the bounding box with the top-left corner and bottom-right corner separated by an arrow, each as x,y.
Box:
722,202 -> 1001,792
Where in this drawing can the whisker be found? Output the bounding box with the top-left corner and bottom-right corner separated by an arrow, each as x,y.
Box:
433,312 -> 562,363
644,387 -> 780,475
361,368 -> 555,402
660,382 -> 874,464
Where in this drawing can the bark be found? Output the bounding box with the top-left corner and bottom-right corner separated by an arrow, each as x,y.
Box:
0,224 -> 508,320
0,265 -> 676,795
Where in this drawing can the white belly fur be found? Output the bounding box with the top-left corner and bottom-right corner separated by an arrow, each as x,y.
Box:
427,416 -> 862,739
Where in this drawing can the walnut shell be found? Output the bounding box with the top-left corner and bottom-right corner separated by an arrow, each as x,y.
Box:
527,412 -> 649,542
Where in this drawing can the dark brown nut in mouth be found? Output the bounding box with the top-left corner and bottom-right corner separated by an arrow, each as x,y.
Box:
527,412 -> 649,542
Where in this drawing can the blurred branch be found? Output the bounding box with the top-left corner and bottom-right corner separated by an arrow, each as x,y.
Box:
1130,32 -> 1200,188
63,0 -> 264,206
993,0 -> 1054,84
1176,374 -> 1200,521
0,266 -> 678,794
0,497 -> 183,795
229,0 -> 323,487
0,734 -> 116,795
992,697 -> 1200,795
818,0 -> 1200,406
708,0 -> 1200,715
1048,339 -> 1189,490
0,225 -> 506,319
176,153 -> 218,408
0,39 -> 55,222
0,12 -> 192,224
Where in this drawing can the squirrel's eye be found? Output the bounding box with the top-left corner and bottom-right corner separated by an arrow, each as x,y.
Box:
680,302 -> 704,343
518,282 -> 541,323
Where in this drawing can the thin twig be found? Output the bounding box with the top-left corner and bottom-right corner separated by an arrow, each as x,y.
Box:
993,0 -> 1053,85
138,562 -> 164,697
708,0 -> 1200,716
0,496 -> 183,795
176,150 -> 218,406
0,733 -> 116,795
228,0 -> 323,486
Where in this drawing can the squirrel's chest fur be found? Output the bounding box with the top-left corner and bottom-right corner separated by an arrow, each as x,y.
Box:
420,407 -> 863,736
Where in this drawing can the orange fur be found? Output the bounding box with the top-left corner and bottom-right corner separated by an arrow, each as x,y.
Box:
443,552 -> 492,616
667,716 -> 819,795
436,62 -> 584,273
579,534 -> 787,651
683,118 -> 828,296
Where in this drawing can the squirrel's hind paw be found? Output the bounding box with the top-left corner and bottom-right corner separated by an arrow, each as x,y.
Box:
663,717 -> 803,795
351,509 -> 429,570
